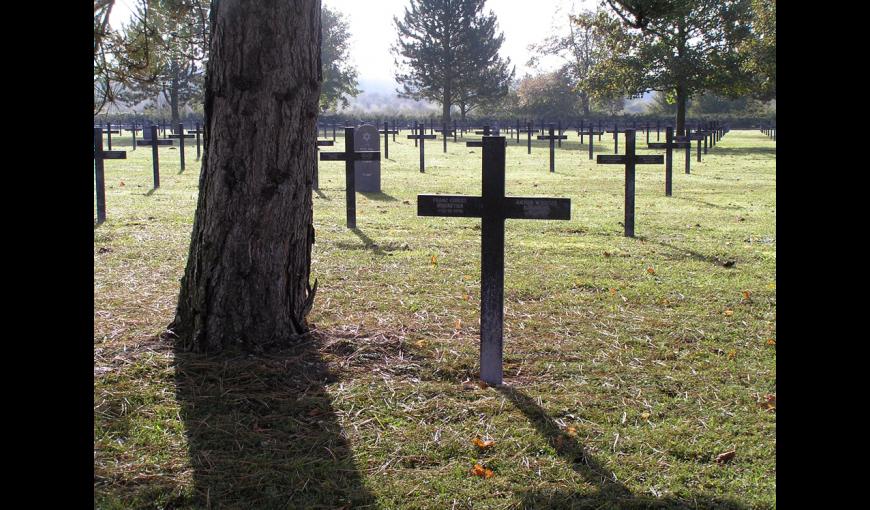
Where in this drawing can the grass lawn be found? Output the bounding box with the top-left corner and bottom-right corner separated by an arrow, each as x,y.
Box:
94,127 -> 776,509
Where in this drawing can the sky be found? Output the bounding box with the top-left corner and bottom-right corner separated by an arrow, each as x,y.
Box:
109,0 -> 598,95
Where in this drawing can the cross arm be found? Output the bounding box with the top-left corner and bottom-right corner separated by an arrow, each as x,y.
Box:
502,197 -> 571,220
417,195 -> 483,217
97,150 -> 127,160
319,151 -> 381,162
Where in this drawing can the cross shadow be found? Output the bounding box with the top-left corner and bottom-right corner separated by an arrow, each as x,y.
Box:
359,191 -> 398,202
670,195 -> 743,211
348,228 -> 386,256
497,385 -> 749,509
638,236 -> 737,268
173,333 -> 378,509
314,188 -> 331,200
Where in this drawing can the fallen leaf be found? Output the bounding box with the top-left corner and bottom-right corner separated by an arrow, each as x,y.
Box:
454,319 -> 462,330
724,309 -> 734,317
766,338 -> 776,346
415,339 -> 428,348
566,425 -> 578,437
472,436 -> 495,450
640,412 -> 650,420
715,450 -> 736,464
119,181 -> 125,187
742,290 -> 752,301
470,464 -> 494,478
647,267 -> 656,275
604,251 -> 611,258
462,293 -> 470,301
430,255 -> 438,267
463,275 -> 472,281
727,350 -> 736,359
609,288 -> 617,296
759,394 -> 776,411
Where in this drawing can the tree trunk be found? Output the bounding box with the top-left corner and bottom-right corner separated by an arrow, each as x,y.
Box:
676,84 -> 686,136
170,60 -> 181,127
170,0 -> 322,353
441,96 -> 451,126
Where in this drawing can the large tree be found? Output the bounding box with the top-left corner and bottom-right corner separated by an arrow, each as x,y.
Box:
528,10 -> 608,116
169,0 -> 321,352
578,0 -> 755,134
392,0 -> 513,124
320,5 -> 360,112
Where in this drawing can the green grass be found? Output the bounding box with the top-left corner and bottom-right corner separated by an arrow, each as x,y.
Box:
95,128 -> 775,509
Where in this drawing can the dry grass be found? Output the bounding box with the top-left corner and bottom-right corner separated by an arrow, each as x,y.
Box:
95,128 -> 775,509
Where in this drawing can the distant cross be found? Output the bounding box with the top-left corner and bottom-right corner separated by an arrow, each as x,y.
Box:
379,122 -> 398,159
102,123 -> 120,150
537,124 -> 567,173
406,127 -> 436,173
191,122 -> 204,160
167,124 -> 194,170
516,119 -> 521,144
647,127 -> 690,196
516,122 -> 533,154
417,136 -> 571,385
656,120 -> 661,141
129,123 -> 138,150
674,132 -> 700,174
148,126 -> 162,188
319,127 -> 381,228
676,130 -> 704,172
588,125 -> 606,160
94,127 -> 127,224
579,119 -> 585,144
596,129 -> 663,237
314,138 -> 335,189
606,123 -> 620,153
440,122 -> 456,153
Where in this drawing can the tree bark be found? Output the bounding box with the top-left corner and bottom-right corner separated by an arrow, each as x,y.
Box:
170,0 -> 322,352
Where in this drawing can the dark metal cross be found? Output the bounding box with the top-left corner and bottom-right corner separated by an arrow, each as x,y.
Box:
587,125 -> 605,160
314,139 -> 335,189
319,127 -> 381,228
167,124 -> 194,170
407,128 -> 436,172
379,122 -> 398,159
606,123 -> 620,153
597,129 -> 663,237
102,123 -> 120,150
417,136 -> 571,385
647,127 -> 690,196
436,123 -> 456,153
191,122 -> 204,160
94,127 -> 127,224
537,124 -> 567,173
675,131 -> 704,173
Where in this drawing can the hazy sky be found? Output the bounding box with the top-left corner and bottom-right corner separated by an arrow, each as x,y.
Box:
110,0 -> 598,94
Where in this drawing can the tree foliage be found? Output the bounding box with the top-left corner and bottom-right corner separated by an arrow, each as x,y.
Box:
392,0 -> 513,122
528,10 -> 611,116
578,0 -> 758,132
515,70 -> 581,119
320,5 -> 360,112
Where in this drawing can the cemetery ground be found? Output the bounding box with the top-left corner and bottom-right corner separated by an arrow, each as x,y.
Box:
94,129 -> 775,509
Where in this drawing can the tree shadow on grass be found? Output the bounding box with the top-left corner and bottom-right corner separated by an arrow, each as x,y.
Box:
314,188 -> 331,201
497,385 -> 749,510
173,333 -> 377,509
670,195 -> 744,211
359,191 -> 398,202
